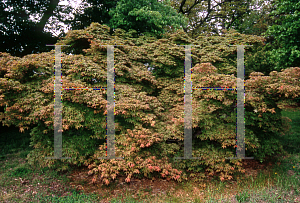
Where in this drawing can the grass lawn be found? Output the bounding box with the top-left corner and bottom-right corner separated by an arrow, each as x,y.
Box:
0,107 -> 299,202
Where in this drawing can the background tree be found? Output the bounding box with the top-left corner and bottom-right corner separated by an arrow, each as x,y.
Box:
1,0 -> 289,58
263,0 -> 300,71
69,0 -> 260,39
0,0 -> 189,57
0,0 -> 76,57
68,0 -> 119,33
229,0 -> 277,36
70,0 -> 189,38
232,0 -> 279,81
260,0 -> 300,104
163,0 -> 254,38
241,0 -> 300,81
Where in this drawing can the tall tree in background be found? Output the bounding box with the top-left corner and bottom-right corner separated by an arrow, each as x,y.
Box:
0,0 -> 75,57
229,0 -> 281,82
165,0 -> 254,38
70,0 -> 189,38
229,0 -> 277,36
264,0 -> 300,105
240,0 -> 300,107
0,0 -> 189,57
70,0 -> 258,39
69,0 -> 119,33
263,0 -> 300,70
107,0 -> 189,37
2,0 -> 298,65
0,0 -> 277,58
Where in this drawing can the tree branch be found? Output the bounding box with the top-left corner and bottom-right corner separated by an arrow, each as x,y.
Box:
35,0 -> 60,33
186,0 -> 233,33
178,0 -> 188,14
183,0 -> 201,15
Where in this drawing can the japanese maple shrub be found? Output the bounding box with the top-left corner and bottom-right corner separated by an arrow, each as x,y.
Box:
0,23 -> 299,185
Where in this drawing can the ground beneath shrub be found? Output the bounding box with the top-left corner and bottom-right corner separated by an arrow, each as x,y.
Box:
63,157 -> 280,202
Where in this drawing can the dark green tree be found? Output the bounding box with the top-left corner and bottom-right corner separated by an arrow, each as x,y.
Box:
165,0 -> 255,38
69,0 -> 259,39
228,0 -> 278,36
70,0 -> 189,38
263,0 -> 300,70
262,0 -> 300,104
242,0 -> 300,81
0,0 -> 75,57
0,0 -> 189,58
108,0 -> 189,37
69,0 -> 119,33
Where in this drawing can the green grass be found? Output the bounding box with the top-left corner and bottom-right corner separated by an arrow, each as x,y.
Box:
32,192 -> 101,203
0,108 -> 299,202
